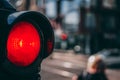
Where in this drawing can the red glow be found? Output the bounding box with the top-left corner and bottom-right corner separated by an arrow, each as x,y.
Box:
47,40 -> 53,53
7,21 -> 41,67
61,33 -> 68,40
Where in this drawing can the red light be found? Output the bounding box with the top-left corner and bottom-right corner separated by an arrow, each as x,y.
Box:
47,40 -> 53,53
7,21 -> 41,67
61,33 -> 67,40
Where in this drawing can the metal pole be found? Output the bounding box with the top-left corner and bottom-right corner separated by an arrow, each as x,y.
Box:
56,0 -> 62,24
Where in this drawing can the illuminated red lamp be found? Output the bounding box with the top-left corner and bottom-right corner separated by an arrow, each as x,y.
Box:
61,33 -> 68,40
7,21 -> 41,67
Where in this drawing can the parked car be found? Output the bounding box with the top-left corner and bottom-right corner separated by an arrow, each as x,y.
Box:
91,49 -> 120,69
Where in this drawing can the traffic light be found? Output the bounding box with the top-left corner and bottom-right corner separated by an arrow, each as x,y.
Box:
0,0 -> 54,80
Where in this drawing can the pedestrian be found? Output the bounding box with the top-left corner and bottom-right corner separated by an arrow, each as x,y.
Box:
72,55 -> 108,80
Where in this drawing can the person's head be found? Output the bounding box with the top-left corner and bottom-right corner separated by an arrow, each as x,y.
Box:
87,55 -> 105,74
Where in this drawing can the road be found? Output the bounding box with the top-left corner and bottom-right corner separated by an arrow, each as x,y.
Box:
40,51 -> 120,80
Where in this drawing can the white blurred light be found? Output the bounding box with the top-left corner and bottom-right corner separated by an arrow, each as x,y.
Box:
15,0 -> 23,7
74,45 -> 81,52
88,56 -> 95,63
55,28 -> 63,36
61,1 -> 70,15
46,1 -> 56,18
65,12 -> 79,24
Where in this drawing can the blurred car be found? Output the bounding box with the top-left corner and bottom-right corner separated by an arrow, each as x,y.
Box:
91,49 -> 120,69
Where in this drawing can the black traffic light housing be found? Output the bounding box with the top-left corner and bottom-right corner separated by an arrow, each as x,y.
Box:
0,0 -> 54,80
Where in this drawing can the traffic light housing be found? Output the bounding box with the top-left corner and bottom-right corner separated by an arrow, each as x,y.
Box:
0,0 -> 54,80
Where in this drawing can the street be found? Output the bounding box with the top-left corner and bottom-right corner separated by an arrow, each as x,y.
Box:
40,51 -> 120,80
1,0 -> 120,80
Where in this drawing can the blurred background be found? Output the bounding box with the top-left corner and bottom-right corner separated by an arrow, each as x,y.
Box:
8,0 -> 120,80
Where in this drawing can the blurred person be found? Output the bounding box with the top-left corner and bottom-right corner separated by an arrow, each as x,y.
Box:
72,55 -> 108,80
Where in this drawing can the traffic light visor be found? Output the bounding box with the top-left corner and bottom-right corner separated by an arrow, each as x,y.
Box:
7,21 -> 41,67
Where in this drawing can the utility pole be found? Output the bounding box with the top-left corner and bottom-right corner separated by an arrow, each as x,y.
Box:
55,0 -> 62,24
79,0 -> 86,34
56,0 -> 73,26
